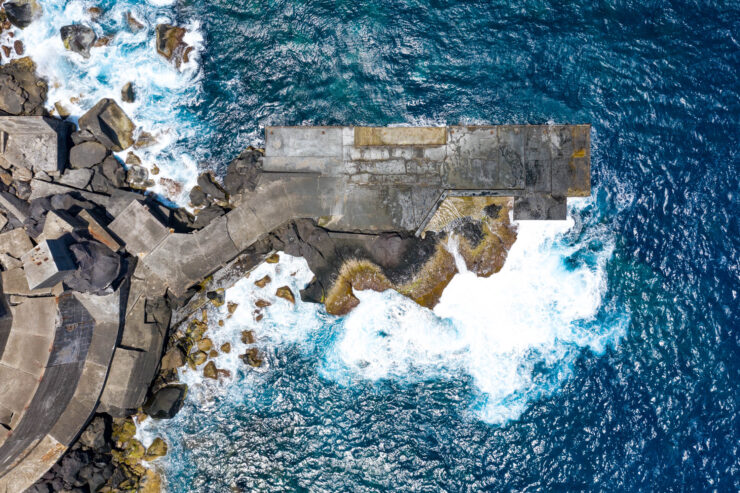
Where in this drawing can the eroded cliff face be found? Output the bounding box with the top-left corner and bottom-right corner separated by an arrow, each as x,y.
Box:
324,197 -> 518,315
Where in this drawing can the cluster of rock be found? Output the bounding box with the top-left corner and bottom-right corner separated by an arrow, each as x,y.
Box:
26,415 -> 164,493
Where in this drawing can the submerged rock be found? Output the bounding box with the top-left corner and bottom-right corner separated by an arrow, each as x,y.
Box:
143,383 -> 188,419
60,24 -> 97,58
241,348 -> 263,367
3,0 -> 41,29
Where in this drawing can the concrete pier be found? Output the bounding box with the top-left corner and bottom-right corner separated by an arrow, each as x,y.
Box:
0,123 -> 590,491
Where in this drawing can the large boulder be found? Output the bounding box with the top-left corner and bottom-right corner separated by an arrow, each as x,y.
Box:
223,148 -> 262,196
143,384 -> 187,419
0,57 -> 47,115
3,0 -> 42,29
64,240 -> 122,293
155,24 -> 192,69
78,98 -> 135,151
69,141 -> 108,169
60,24 -> 97,58
196,172 -> 226,200
97,155 -> 126,188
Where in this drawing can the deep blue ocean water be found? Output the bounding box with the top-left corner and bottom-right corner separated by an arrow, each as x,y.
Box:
133,1 -> 740,491
24,0 -> 738,490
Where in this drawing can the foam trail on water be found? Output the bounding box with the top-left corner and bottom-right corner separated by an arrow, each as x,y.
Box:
8,0 -> 209,204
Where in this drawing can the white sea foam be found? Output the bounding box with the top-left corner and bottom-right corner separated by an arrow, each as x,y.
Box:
9,0 -> 207,204
323,199 -> 626,423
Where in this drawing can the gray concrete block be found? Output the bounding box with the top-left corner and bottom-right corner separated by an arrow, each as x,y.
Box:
0,228 -> 32,258
0,363 -> 39,414
21,239 -> 76,290
108,200 -> 169,257
0,268 -> 61,296
10,297 -> 58,337
0,116 -> 71,176
0,191 -> 29,222
0,332 -> 53,376
39,210 -> 84,241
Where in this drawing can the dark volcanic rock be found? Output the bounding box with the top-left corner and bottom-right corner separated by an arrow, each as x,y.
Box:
188,185 -> 208,207
65,240 -> 121,293
192,204 -> 227,229
97,155 -> 126,188
3,0 -> 41,28
69,141 -> 108,169
78,98 -> 135,151
0,57 -> 47,115
197,172 -> 226,201
60,24 -> 97,58
143,384 -> 188,419
223,148 -> 261,195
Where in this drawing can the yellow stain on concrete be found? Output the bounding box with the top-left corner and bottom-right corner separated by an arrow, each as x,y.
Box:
572,148 -> 586,158
355,127 -> 447,146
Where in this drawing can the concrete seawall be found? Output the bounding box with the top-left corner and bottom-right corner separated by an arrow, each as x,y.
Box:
0,123 -> 590,491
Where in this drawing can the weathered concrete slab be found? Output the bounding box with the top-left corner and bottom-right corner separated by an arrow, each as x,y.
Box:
76,209 -> 121,251
0,116 -> 72,176
21,239 -> 76,290
0,228 -> 32,258
108,200 -> 169,257
0,268 -> 61,297
355,126 -> 447,146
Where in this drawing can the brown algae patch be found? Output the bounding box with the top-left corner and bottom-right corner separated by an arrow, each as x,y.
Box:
324,197 -> 518,315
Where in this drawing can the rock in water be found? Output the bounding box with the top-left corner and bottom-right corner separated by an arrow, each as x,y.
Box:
60,24 -> 97,58
78,98 -> 135,151
254,275 -> 271,288
144,437 -> 167,461
155,23 -> 191,69
3,0 -> 41,29
143,384 -> 188,419
69,141 -> 108,169
121,81 -> 135,102
276,286 -> 295,304
0,57 -> 47,115
203,361 -> 218,379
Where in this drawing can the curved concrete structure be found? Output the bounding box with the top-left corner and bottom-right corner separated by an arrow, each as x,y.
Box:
0,124 -> 590,491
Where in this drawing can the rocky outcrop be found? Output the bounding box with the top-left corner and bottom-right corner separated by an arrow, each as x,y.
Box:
77,98 -> 135,151
60,24 -> 97,58
223,147 -> 262,195
155,23 -> 193,69
0,57 -> 47,116
3,0 -> 41,29
142,384 -> 187,419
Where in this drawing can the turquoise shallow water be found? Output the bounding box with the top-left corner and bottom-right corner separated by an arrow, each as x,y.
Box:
18,0 -> 739,490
